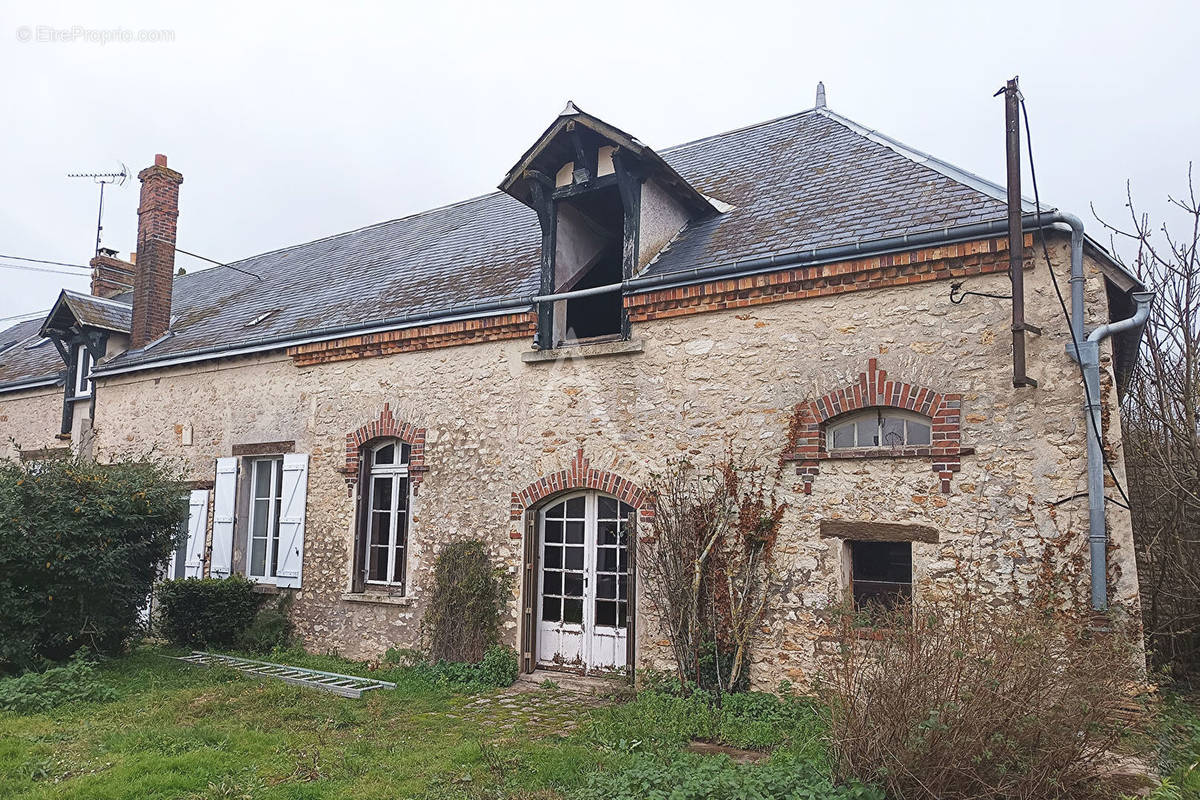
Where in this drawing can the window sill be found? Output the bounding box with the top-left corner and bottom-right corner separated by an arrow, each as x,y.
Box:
521,338 -> 644,364
340,591 -> 415,607
822,445 -> 975,461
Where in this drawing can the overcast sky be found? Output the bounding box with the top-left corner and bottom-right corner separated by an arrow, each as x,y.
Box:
2,0 -> 1197,321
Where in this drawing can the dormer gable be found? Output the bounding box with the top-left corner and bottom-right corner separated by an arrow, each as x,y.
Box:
500,102 -> 718,349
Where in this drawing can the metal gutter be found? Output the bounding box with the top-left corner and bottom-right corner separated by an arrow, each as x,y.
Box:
87,211 -> 1136,382
626,214 -> 1050,293
0,375 -> 63,394
92,304 -> 535,379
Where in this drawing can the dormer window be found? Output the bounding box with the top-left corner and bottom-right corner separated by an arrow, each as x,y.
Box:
499,102 -> 718,351
73,344 -> 93,399
827,409 -> 931,450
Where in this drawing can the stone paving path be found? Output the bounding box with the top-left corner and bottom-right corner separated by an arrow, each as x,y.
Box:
449,679 -> 621,740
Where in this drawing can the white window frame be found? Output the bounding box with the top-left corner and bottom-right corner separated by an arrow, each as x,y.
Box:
74,343 -> 93,398
246,456 -> 284,583
364,440 -> 411,589
827,409 -> 932,450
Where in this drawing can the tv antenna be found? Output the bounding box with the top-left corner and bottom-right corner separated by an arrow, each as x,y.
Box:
68,162 -> 129,258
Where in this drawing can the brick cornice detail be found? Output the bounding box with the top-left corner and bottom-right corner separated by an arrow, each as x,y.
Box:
782,359 -> 965,494
625,235 -> 1030,323
343,403 -> 427,489
511,449 -> 653,521
289,312 -> 535,366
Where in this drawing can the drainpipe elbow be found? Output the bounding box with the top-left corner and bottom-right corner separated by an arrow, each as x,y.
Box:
1087,291 -> 1155,343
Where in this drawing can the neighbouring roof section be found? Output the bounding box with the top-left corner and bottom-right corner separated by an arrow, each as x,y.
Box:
40,290 -> 132,337
0,318 -> 63,391
0,101 -> 1131,382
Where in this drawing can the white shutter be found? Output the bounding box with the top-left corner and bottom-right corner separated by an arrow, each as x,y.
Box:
210,457 -> 238,579
183,489 -> 209,578
275,453 -> 309,588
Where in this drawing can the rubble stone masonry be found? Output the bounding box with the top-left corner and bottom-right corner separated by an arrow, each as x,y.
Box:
79,233 -> 1136,689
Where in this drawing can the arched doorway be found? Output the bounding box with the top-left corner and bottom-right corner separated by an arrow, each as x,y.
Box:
535,491 -> 635,673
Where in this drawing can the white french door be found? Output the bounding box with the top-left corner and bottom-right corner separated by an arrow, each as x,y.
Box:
537,492 -> 632,673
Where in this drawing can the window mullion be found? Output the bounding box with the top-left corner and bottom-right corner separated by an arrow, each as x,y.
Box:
388,473 -> 401,584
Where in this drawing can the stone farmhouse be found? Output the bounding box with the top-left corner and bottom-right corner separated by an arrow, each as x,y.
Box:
0,89 -> 1149,686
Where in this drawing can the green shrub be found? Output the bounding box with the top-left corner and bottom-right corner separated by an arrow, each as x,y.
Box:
421,540 -> 509,663
0,654 -> 116,713
581,752 -> 883,800
235,593 -> 295,655
386,644 -> 518,691
156,576 -> 263,649
0,455 -> 187,670
477,644 -> 519,687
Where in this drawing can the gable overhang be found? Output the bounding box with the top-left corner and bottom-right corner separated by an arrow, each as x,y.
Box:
38,290 -> 132,338
499,102 -> 716,218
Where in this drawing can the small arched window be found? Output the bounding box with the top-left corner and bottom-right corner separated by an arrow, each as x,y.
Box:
827,409 -> 932,450
362,439 -> 412,589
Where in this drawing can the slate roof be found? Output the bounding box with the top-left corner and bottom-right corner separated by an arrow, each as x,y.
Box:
0,318 -> 63,390
1,104 -> 1083,386
42,291 -> 132,336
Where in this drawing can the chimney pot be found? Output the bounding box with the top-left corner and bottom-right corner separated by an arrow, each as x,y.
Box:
154,154 -> 168,167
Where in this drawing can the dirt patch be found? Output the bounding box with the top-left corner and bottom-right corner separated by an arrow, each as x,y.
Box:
685,740 -> 769,763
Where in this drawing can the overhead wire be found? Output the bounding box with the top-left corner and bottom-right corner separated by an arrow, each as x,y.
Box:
1018,94 -> 1133,508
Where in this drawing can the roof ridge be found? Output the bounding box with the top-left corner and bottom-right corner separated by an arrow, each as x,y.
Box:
174,107 -> 820,282
660,108 -> 820,155
63,289 -> 131,309
814,107 -> 1044,211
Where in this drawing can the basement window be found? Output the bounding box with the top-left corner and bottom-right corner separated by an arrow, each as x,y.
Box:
849,541 -> 912,613
828,409 -> 931,450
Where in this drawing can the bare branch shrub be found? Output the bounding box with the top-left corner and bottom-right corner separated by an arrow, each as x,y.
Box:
1094,169 -> 1200,683
640,448 -> 786,691
818,579 -> 1148,800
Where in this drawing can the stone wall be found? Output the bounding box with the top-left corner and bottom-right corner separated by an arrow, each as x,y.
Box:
87,233 -> 1138,688
0,384 -> 65,461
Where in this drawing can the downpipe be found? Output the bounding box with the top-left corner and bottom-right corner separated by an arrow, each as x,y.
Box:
1069,267 -> 1153,611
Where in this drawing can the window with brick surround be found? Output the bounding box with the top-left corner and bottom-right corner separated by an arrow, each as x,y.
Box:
361,440 -> 412,590
849,540 -> 912,612
827,409 -> 931,450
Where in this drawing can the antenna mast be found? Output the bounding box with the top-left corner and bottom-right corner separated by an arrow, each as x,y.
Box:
67,163 -> 128,257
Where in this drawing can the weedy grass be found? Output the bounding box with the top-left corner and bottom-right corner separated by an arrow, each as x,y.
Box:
0,647 -> 863,800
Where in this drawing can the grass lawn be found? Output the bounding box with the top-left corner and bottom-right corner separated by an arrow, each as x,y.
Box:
0,647 -> 857,800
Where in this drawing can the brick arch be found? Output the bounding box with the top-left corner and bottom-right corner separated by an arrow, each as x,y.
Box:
343,403 -> 428,489
782,359 -> 967,494
510,449 -> 654,521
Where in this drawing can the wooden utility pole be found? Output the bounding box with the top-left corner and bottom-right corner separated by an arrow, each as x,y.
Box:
1003,76 -> 1038,387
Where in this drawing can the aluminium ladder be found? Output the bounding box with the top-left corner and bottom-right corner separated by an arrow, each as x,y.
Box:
172,651 -> 396,698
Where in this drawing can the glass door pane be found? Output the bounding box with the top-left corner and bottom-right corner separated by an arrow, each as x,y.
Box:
594,496 -> 633,629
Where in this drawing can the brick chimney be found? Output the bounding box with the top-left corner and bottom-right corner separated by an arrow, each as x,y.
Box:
131,154 -> 183,348
89,250 -> 135,299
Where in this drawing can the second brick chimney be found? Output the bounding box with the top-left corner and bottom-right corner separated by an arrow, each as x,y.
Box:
131,154 -> 183,348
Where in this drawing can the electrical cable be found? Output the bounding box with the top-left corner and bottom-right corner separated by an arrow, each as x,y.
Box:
1019,96 -> 1133,508
0,261 -> 92,278
0,254 -> 92,270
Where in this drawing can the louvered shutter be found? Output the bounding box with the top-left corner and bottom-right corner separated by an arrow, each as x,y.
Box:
183,489 -> 209,578
274,454 -> 309,588
210,457 -> 238,578
351,449 -> 369,593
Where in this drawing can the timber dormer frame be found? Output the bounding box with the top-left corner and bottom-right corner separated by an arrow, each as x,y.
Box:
38,290 -> 132,436
501,103 -> 716,351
